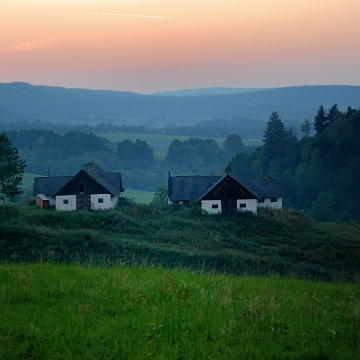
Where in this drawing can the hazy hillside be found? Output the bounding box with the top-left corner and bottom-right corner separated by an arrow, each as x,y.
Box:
1,82 -> 360,127
151,87 -> 268,96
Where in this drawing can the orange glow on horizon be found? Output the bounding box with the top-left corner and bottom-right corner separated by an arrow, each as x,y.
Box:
1,0 -> 360,93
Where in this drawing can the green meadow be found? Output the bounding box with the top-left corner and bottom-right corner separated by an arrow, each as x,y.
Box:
1,262 -> 359,359
96,132 -> 262,153
21,173 -> 38,192
123,189 -> 154,204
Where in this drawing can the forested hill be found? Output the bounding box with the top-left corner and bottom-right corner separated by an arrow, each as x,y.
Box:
1,82 -> 360,126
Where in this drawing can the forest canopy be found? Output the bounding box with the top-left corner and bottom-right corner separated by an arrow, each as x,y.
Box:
229,105 -> 360,220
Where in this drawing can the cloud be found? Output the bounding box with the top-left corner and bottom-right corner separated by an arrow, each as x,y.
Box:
0,40 -> 45,54
62,11 -> 171,19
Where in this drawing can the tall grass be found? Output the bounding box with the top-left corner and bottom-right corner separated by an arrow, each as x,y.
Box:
1,203 -> 359,281
0,263 -> 359,359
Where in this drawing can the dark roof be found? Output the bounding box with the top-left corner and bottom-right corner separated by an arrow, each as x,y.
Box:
197,174 -> 263,202
33,162 -> 123,197
73,162 -> 123,197
243,177 -> 284,199
168,175 -> 221,202
33,176 -> 72,197
169,174 -> 284,203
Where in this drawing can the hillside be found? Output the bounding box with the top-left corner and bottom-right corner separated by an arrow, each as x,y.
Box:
1,201 -> 359,281
1,82 -> 360,127
151,86 -> 268,96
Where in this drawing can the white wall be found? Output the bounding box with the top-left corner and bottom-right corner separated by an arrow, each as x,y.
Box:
201,200 -> 222,214
237,199 -> 258,214
258,197 -> 283,210
56,195 -> 77,211
91,194 -> 116,210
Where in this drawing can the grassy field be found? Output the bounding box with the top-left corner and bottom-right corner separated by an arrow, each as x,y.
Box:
96,132 -> 262,153
0,262 -> 359,359
123,188 -> 154,204
21,173 -> 38,192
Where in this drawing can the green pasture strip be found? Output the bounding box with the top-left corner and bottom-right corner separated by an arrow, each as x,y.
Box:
21,172 -> 38,191
0,263 -> 359,360
123,188 -> 154,204
244,138 -> 262,146
97,132 -> 225,152
97,133 -> 261,151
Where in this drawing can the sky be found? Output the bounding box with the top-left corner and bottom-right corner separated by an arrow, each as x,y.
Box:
1,0 -> 360,94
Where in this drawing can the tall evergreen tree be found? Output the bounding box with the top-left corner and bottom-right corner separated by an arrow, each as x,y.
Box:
262,111 -> 287,166
327,104 -> 339,126
314,105 -> 328,135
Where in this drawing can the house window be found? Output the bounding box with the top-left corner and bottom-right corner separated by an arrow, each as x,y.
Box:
98,198 -> 104,203
212,204 -> 219,209
271,198 -> 277,202
79,184 -> 85,194
63,199 -> 69,205
227,189 -> 233,198
239,203 -> 246,208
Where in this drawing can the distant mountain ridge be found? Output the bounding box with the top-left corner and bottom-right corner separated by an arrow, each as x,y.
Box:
151,87 -> 269,97
1,82 -> 359,128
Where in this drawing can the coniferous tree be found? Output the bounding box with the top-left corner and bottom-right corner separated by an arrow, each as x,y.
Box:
314,105 -> 328,135
262,111 -> 287,169
327,104 -> 339,126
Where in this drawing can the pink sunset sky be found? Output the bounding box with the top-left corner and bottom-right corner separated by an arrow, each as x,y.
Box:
1,0 -> 359,94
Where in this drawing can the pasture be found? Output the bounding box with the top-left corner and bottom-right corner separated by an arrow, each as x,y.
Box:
96,132 -> 262,153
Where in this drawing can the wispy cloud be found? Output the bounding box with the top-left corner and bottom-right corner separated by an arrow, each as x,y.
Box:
60,11 -> 171,19
0,40 -> 45,54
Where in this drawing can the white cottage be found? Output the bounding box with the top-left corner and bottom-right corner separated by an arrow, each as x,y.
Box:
33,162 -> 124,211
168,172 -> 283,215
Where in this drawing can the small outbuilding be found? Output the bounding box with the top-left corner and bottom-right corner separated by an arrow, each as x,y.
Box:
36,194 -> 50,209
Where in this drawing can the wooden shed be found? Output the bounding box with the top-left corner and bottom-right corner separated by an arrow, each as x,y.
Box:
36,194 -> 50,209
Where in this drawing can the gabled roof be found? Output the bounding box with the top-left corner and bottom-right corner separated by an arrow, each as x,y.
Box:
33,176 -> 72,197
168,173 -> 284,203
243,177 -> 284,199
33,162 -> 123,197
196,174 -> 263,202
168,175 -> 221,202
69,162 -> 123,197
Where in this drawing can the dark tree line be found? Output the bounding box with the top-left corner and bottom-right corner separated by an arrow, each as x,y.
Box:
0,118 -> 262,139
229,106 -> 360,221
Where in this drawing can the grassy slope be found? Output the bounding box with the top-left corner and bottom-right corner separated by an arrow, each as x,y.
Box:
1,201 -> 359,281
0,262 -> 359,359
